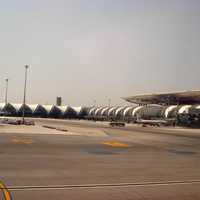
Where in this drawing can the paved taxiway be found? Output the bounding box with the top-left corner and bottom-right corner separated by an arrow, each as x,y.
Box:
0,118 -> 200,199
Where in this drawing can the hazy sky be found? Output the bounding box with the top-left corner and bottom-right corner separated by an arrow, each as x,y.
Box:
0,0 -> 200,106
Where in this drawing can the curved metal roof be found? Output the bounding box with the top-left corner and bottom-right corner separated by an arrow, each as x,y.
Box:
72,106 -> 82,115
132,106 -> 144,116
88,107 -> 97,115
178,105 -> 192,114
94,107 -> 104,116
124,90 -> 200,105
101,107 -> 110,115
115,106 -> 125,116
57,106 -> 70,114
27,104 -> 40,113
108,106 -> 118,116
196,105 -> 200,109
0,103 -> 6,110
164,105 -> 178,118
123,106 -> 134,116
11,104 -> 23,112
42,105 -> 55,114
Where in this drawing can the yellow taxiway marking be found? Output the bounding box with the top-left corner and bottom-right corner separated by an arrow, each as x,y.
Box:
11,138 -> 33,145
102,141 -> 129,148
0,181 -> 12,200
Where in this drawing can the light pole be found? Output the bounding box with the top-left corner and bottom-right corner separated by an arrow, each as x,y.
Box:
5,78 -> 8,104
93,100 -> 96,107
108,98 -> 111,107
22,65 -> 29,124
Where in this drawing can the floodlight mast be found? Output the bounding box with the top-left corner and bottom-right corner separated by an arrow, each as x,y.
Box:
22,65 -> 29,124
5,78 -> 8,104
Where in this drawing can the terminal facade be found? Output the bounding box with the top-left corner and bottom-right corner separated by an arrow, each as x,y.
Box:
87,91 -> 200,127
0,91 -> 200,127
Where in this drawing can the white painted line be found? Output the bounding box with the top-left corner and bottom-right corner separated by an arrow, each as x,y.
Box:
6,180 -> 200,191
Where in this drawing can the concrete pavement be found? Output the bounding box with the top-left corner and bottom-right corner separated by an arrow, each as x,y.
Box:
0,119 -> 200,199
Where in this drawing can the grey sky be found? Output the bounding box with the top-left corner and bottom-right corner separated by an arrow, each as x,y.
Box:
0,0 -> 200,106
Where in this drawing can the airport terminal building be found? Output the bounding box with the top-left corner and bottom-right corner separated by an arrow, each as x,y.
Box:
0,103 -> 87,119
87,91 -> 200,127
1,91 -> 200,127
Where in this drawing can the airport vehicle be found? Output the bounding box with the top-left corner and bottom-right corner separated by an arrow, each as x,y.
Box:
109,122 -> 125,127
136,119 -> 171,127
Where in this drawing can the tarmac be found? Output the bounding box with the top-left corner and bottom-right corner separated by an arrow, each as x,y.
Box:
0,118 -> 200,200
